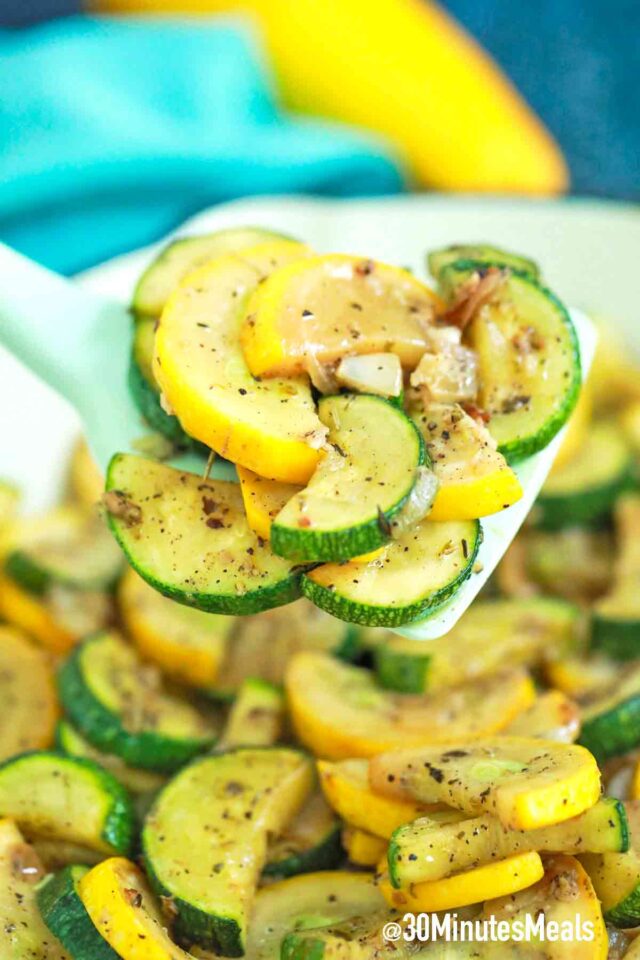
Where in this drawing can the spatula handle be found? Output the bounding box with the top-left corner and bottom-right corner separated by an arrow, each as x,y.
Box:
0,242 -> 110,409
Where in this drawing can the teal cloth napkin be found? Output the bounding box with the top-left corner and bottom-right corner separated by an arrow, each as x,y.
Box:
0,17 -> 403,274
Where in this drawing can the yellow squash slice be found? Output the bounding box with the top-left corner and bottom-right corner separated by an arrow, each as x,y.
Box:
370,736 -> 601,830
236,465 -> 302,540
286,651 -> 535,759
241,253 -> 439,378
68,438 -> 103,508
503,689 -> 581,743
317,757 -> 438,838
342,827 -> 387,867
79,856 -> 193,960
154,241 -> 326,483
413,402 -> 522,520
378,850 -> 545,913
118,567 -> 232,688
0,627 -> 57,761
0,818 -> 69,959
0,576 -> 76,654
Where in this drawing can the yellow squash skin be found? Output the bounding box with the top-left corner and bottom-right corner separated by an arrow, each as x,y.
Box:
378,851 -> 545,912
237,465 -> 302,541
79,857 -> 194,960
0,627 -> 58,761
94,0 -> 567,195
342,827 -> 387,867
0,576 -> 76,654
317,758 -> 437,838
154,241 -> 325,484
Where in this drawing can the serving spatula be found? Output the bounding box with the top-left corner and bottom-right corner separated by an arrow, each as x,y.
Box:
0,239 -> 596,640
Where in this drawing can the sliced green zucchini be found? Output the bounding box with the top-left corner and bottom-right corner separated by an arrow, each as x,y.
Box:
211,599 -> 359,699
579,663 -> 640,762
281,911 -> 398,960
0,819 -> 69,960
441,262 -> 581,462
271,394 -> 427,563
592,495 -> 640,660
370,597 -> 579,693
428,244 -> 540,281
526,527 -> 615,603
246,871 -> 385,960
104,453 -> 303,615
264,791 -> 342,878
37,865 -> 120,959
133,227 -> 292,318
388,796 -> 627,887
55,720 -> 166,795
129,319 -> 199,448
0,751 -> 135,855
302,517 -> 480,627
143,747 -> 313,955
219,679 -> 284,748
58,631 -> 218,774
582,802 -> 640,928
4,506 -> 122,595
536,422 -> 632,530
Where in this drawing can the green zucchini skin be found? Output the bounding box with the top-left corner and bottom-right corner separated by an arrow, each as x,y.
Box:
128,352 -> 201,449
58,637 -> 215,774
373,645 -> 431,693
428,244 -> 540,281
579,697 -> 640,763
0,751 -> 135,857
536,480 -> 632,531
37,865 -> 120,960
591,616 -> 640,661
605,888 -> 640,928
441,261 -> 581,464
3,550 -> 49,595
302,521 -> 481,628
263,825 -> 343,879
271,396 -> 428,564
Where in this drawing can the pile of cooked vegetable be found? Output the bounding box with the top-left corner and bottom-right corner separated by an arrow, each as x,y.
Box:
103,230 -> 582,628
3,236 -> 640,959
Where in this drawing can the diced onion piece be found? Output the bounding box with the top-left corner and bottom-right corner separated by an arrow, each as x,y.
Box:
335,353 -> 403,398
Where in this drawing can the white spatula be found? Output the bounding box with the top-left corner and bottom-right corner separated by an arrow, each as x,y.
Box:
0,240 -> 596,640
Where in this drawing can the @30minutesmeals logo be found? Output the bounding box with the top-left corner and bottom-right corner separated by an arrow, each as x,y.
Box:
382,913 -> 596,944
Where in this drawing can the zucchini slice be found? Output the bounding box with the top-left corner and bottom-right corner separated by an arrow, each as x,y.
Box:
4,506 -> 122,595
0,819 -> 68,960
246,871 -> 385,960
105,454 -> 303,615
0,574 -> 111,655
79,856 -> 195,960
219,679 -> 284,749
236,466 -> 302,541
441,262 -> 581,462
240,253 -> 439,379
264,791 -> 342,878
536,422 -> 631,530
142,747 -> 313,954
55,720 -> 166,795
154,241 -> 326,485
370,736 -> 601,830
526,527 -> 615,603
211,599 -> 358,699
133,227 -> 292,318
37,865 -> 119,960
411,402 -> 522,520
503,689 -> 581,743
0,752 -> 135,855
301,517 -> 481,627
370,597 -> 579,693
592,495 -> 640,661
68,439 -> 103,509
428,244 -> 540,281
271,394 -> 427,562
317,757 -> 436,839
286,651 -> 535,759
582,802 -> 640,928
481,854 -> 607,959
379,850 -> 545,914
59,631 -> 218,774
579,663 -> 640,762
280,912 -> 405,960
0,625 -> 58,761
388,796 -> 627,887
118,567 -> 232,689
341,826 -> 387,867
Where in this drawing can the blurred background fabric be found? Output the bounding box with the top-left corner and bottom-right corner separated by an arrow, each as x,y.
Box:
0,0 -> 637,275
